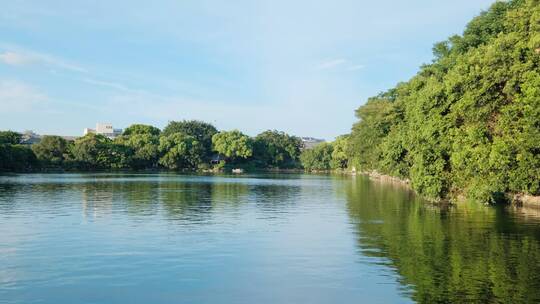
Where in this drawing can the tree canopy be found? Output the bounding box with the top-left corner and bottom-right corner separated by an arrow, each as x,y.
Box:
123,124 -> 161,136
347,0 -> 540,202
162,120 -> 217,159
31,136 -> 69,167
212,130 -> 253,161
69,134 -> 121,169
0,124 -> 308,172
158,133 -> 204,170
253,130 -> 302,168
0,131 -> 22,145
300,142 -> 334,171
115,133 -> 160,169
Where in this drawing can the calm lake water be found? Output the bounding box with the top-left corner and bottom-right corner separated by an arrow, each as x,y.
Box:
1,173 -> 540,304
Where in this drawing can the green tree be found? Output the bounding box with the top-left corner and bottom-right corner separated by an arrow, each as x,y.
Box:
107,143 -> 133,169
0,131 -> 22,145
212,130 -> 253,162
348,90 -> 401,171
115,133 -> 159,169
300,142 -> 334,171
69,133 -> 130,170
0,145 -> 38,171
331,135 -> 350,170
253,130 -> 302,168
123,124 -> 161,136
347,0 -> 540,203
0,130 -> 38,171
31,136 -> 69,167
158,133 -> 204,170
162,120 -> 217,159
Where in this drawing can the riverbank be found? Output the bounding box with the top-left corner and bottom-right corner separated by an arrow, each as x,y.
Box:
512,194 -> 540,208
352,170 -> 540,208
358,170 -> 411,187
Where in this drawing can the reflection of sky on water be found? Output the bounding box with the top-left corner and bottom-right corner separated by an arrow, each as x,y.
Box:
1,173 -> 539,303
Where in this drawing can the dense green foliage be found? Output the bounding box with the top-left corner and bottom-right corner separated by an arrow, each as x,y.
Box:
0,131 -> 22,145
0,131 -> 38,171
330,135 -> 350,170
69,134 -> 128,169
0,124 -> 306,172
115,129 -> 160,169
298,135 -> 352,171
348,0 -> 540,202
253,130 -> 302,168
300,142 -> 333,171
158,133 -> 204,170
162,120 -> 217,160
212,130 -> 253,162
31,136 -> 69,167
122,124 -> 161,136
0,144 -> 38,171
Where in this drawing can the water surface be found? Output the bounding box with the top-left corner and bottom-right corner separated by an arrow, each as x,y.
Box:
1,173 -> 539,303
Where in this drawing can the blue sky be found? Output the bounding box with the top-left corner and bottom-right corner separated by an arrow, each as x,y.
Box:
0,0 -> 495,139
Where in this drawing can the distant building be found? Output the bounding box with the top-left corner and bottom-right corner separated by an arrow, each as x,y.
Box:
300,137 -> 325,150
84,123 -> 122,139
20,131 -> 41,145
19,131 -> 78,145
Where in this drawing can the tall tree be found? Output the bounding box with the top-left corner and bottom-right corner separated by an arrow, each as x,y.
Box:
123,124 -> 161,136
115,133 -> 160,169
212,130 -> 253,162
69,134 -> 131,169
31,136 -> 69,167
331,135 -> 350,170
0,145 -> 38,171
158,133 -> 204,170
253,130 -> 302,168
300,143 -> 334,171
162,120 -> 217,159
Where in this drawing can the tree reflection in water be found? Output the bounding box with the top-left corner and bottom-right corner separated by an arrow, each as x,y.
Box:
345,175 -> 540,303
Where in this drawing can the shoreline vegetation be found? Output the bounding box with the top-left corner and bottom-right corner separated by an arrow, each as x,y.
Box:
0,122 -> 317,173
347,0 -> 540,205
1,0 -> 539,206
358,170 -> 540,208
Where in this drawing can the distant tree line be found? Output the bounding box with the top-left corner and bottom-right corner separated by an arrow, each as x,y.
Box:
0,131 -> 39,171
0,120 -> 312,172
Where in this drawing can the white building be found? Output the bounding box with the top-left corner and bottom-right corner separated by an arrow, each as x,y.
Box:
301,137 -> 325,150
84,123 -> 122,139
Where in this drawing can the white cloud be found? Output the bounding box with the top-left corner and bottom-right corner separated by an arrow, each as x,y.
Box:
0,51 -> 34,66
0,80 -> 48,112
82,78 -> 140,93
347,64 -> 365,71
0,46 -> 87,73
314,58 -> 347,70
